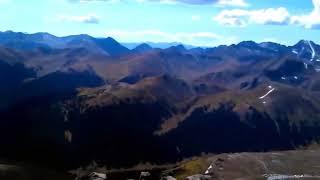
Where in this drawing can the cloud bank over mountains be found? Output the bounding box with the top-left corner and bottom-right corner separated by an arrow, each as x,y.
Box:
214,0 -> 320,29
213,7 -> 291,27
291,0 -> 320,29
67,0 -> 320,29
68,0 -> 249,6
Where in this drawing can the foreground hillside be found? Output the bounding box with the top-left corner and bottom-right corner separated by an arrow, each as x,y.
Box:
2,74 -> 320,169
2,148 -> 320,180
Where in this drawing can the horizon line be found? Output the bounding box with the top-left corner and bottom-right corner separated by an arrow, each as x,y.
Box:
0,30 -> 317,49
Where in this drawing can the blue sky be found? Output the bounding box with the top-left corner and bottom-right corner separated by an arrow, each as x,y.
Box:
0,0 -> 320,46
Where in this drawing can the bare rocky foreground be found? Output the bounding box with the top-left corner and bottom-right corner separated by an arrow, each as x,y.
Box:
1,148 -> 320,180
171,149 -> 320,180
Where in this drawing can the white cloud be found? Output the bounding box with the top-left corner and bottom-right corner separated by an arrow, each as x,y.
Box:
214,0 -> 320,29
213,9 -> 248,26
57,13 -> 100,24
158,0 -> 178,4
250,8 -> 290,25
0,0 -> 10,3
191,15 -> 201,21
104,30 -> 238,46
68,0 -> 114,2
216,0 -> 249,7
67,0 -> 120,3
136,0 -> 213,5
291,0 -> 320,29
77,0 -> 250,6
213,7 -> 290,26
67,0 -> 251,7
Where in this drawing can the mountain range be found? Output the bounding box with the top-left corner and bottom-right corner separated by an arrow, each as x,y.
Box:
0,31 -> 320,172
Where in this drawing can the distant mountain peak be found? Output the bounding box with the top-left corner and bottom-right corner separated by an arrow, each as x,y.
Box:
167,44 -> 187,52
176,44 -> 186,50
294,40 -> 312,47
32,32 -> 56,36
105,36 -> 117,41
3,30 -> 15,34
237,41 -> 259,48
133,43 -> 153,53
94,37 -> 130,56
138,43 -> 151,47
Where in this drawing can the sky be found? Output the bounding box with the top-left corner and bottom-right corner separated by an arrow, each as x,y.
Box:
0,0 -> 320,47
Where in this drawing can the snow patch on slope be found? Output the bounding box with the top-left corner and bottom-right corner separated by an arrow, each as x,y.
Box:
308,41 -> 316,61
259,87 -> 275,99
292,50 -> 298,54
205,164 -> 213,174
